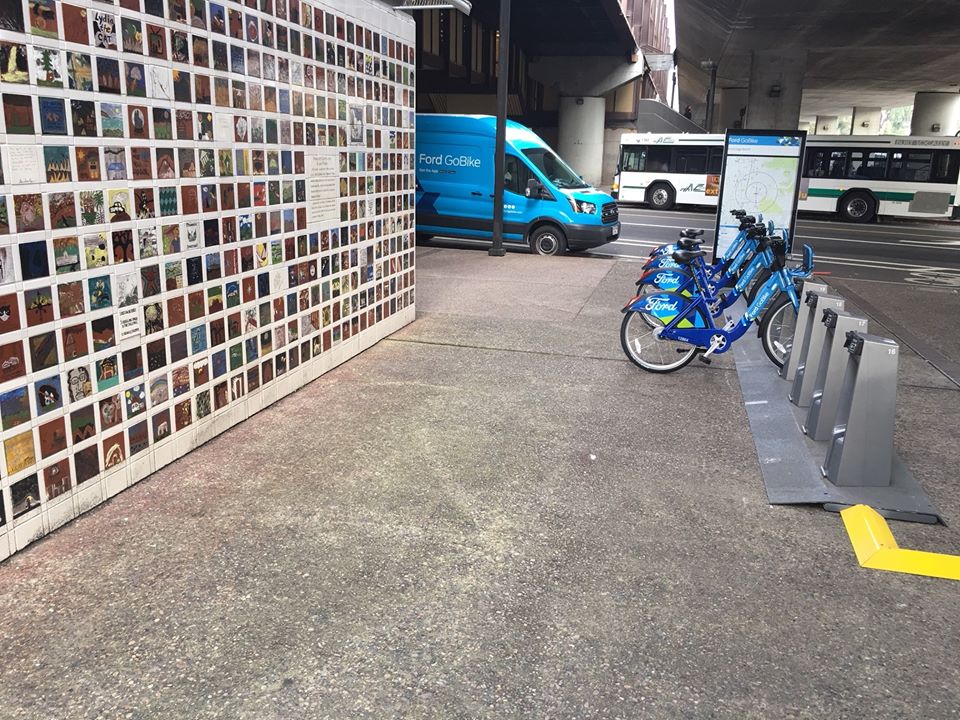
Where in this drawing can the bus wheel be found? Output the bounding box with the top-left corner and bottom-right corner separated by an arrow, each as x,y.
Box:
838,191 -> 876,223
647,183 -> 675,211
529,225 -> 567,256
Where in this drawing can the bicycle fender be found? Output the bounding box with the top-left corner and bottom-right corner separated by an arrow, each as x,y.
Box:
643,256 -> 683,271
625,292 -> 709,328
638,268 -> 691,293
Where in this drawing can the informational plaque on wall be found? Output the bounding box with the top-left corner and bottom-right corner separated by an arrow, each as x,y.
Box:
307,151 -> 340,226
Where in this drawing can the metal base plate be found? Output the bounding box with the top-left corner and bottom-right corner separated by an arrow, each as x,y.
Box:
733,328 -> 942,525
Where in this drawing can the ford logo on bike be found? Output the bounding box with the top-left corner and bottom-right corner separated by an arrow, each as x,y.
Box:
654,272 -> 682,288
643,298 -> 679,313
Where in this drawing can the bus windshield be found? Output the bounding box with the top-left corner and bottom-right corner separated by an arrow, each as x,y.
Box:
522,148 -> 590,189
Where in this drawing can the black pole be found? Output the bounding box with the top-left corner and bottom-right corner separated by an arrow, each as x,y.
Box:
489,0 -> 511,257
705,63 -> 718,132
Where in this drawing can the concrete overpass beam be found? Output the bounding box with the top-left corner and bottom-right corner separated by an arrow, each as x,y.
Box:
744,50 -> 807,130
558,97 -> 606,187
816,115 -> 839,134
527,56 -> 646,98
851,107 -> 881,135
910,92 -> 960,136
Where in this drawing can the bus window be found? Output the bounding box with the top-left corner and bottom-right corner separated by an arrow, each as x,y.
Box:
866,152 -> 889,179
674,148 -> 708,174
828,150 -> 848,178
707,147 -> 723,174
644,146 -> 672,173
889,151 -> 933,182
847,151 -> 864,178
806,150 -> 829,178
849,151 -> 888,179
931,150 -> 960,184
620,145 -> 645,172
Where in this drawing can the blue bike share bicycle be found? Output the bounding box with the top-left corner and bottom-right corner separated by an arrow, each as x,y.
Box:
636,210 -> 783,311
620,233 -> 814,372
637,223 -> 781,315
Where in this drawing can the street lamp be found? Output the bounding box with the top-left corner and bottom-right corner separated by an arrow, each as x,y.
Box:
390,0 -> 472,11
700,59 -> 718,132
489,0 -> 511,257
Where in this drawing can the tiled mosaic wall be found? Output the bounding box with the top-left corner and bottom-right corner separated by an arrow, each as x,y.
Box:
0,0 -> 416,559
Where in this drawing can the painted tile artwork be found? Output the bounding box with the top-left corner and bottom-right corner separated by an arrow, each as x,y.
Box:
0,0 -> 415,556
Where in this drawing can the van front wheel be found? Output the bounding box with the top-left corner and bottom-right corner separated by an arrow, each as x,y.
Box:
529,226 -> 567,256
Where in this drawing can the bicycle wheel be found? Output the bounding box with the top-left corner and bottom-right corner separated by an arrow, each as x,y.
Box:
620,307 -> 703,373
759,293 -> 798,368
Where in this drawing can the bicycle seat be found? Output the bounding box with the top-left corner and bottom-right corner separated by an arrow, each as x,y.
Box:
678,228 -> 704,239
672,249 -> 707,265
677,238 -> 703,250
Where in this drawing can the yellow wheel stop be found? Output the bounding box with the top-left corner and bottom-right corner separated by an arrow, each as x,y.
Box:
840,505 -> 960,581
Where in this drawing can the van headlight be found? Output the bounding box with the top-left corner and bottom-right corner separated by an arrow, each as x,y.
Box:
567,197 -> 597,215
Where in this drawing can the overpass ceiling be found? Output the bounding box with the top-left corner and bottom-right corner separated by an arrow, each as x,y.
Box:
469,0 -> 637,57
677,0 -> 960,116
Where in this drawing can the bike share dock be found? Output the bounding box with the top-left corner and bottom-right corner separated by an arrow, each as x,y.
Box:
733,283 -> 942,524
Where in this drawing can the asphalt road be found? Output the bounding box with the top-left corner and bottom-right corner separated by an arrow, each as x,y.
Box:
596,205 -> 960,288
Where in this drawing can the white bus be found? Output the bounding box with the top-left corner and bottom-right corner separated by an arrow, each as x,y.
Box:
612,133 -> 960,223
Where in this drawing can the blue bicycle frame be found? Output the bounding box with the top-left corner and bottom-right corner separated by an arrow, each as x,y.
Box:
624,244 -> 813,357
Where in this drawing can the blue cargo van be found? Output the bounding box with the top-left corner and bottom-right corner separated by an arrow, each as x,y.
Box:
415,114 -> 621,256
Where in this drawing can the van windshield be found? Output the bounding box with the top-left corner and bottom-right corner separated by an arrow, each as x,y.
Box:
522,148 -> 590,189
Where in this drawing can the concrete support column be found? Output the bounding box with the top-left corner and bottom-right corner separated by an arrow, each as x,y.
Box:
910,92 -> 960,136
815,115 -> 839,134
851,107 -> 881,135
558,97 -> 606,188
717,88 -> 749,131
744,50 -> 807,130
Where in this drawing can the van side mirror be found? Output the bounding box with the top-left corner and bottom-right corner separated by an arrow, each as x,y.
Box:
525,178 -> 544,198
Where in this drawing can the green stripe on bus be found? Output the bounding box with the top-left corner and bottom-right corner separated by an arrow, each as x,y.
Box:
807,188 -> 917,202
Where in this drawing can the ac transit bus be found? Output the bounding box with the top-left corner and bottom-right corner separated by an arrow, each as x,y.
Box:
612,133 -> 960,223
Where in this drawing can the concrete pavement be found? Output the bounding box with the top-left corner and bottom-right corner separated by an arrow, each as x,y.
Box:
0,247 -> 958,719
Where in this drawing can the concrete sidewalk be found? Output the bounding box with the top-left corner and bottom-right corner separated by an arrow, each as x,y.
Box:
1,247 -> 959,719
